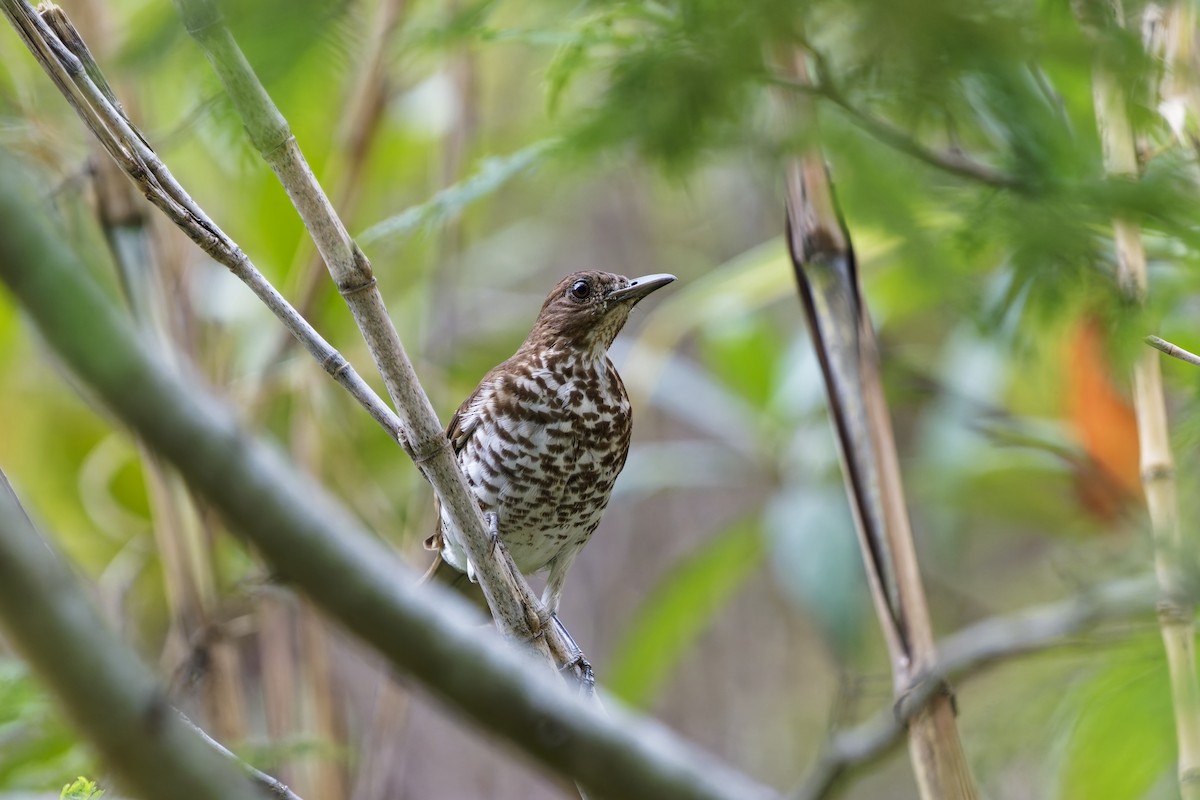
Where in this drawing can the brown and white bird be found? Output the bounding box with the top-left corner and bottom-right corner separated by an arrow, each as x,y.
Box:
423,270 -> 676,616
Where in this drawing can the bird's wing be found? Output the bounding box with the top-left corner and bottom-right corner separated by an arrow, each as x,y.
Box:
445,383 -> 489,455
423,367 -> 503,552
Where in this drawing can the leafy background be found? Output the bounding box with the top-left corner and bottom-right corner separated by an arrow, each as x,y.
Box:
2,0 -> 1200,797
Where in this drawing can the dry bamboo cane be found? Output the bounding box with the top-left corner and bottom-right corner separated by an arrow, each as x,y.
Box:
779,49 -> 978,800
1080,2 -> 1200,794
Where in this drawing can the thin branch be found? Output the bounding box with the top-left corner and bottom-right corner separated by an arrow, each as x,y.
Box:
0,470 -> 263,800
792,575 -> 1159,800
0,146 -> 778,800
3,1 -> 403,443
178,713 -> 305,800
1146,334 -> 1200,367
768,74 -> 1025,191
49,4 -> 258,738
168,0 -> 579,668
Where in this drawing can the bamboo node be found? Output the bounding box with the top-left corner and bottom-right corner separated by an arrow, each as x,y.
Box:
320,350 -> 350,379
338,275 -> 378,298
893,677 -> 955,722
1142,463 -> 1175,483
406,433 -> 447,465
178,3 -> 222,37
1156,599 -> 1194,626
262,131 -> 296,161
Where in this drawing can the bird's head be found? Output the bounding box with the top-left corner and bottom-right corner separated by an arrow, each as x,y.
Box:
523,270 -> 676,355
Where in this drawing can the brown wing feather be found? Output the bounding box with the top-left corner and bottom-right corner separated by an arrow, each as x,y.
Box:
418,369 -> 508,613
421,366 -> 504,553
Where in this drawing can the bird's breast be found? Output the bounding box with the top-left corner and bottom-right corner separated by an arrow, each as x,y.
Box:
453,356 -> 632,572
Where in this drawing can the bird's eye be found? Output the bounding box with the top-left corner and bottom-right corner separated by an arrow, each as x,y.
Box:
569,280 -> 591,300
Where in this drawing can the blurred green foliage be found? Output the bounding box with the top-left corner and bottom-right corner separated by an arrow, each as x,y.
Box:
1057,638 -> 1176,800
609,516 -> 765,707
0,662 -> 94,790
59,777 -> 104,800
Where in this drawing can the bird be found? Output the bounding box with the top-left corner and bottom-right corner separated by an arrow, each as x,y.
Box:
422,270 -> 676,618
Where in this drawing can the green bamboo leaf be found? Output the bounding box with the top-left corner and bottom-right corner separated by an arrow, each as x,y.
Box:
607,519 -> 764,708
357,139 -> 560,247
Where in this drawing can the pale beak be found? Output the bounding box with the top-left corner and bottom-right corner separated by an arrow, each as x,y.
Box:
606,273 -> 677,305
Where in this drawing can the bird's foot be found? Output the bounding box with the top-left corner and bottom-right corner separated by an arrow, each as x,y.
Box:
552,614 -> 595,697
483,512 -> 500,555
561,653 -> 595,697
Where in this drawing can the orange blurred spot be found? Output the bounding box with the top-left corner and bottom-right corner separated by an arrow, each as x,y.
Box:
1064,317 -> 1142,521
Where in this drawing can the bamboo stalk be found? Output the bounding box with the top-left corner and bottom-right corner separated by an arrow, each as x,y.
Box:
1080,1 -> 1200,795
253,5 -> 409,777
348,677 -> 413,800
292,400 -> 349,800
300,605 -> 348,800
205,636 -> 251,750
1149,2 -> 1200,146
257,592 -> 301,791
779,49 -> 978,800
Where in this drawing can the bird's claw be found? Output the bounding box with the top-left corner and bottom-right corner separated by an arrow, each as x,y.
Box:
560,653 -> 595,696
551,614 -> 595,697
483,512 -> 500,555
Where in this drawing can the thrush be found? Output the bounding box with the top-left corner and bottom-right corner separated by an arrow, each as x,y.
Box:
423,270 -> 676,617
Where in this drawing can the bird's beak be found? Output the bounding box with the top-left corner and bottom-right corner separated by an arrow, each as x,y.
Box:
606,273 -> 677,305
